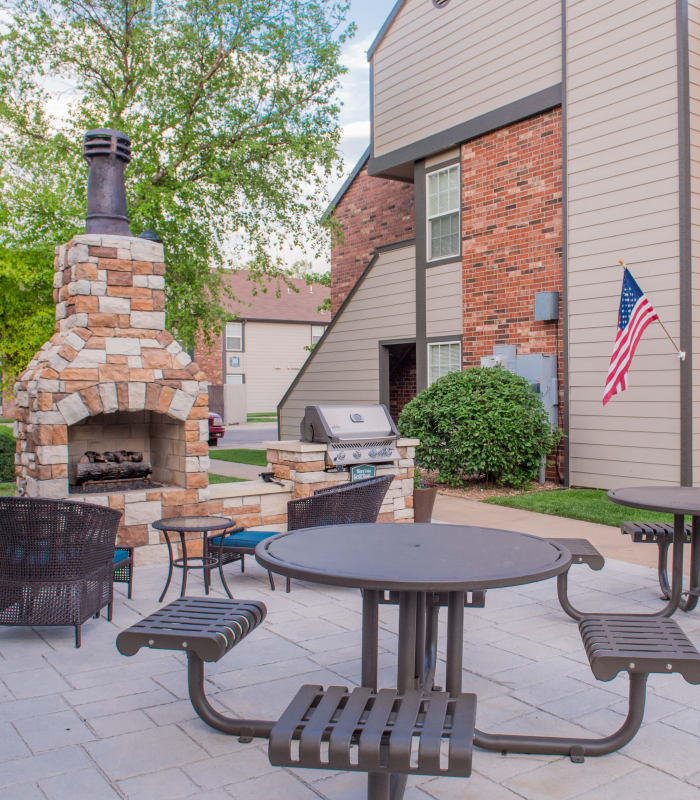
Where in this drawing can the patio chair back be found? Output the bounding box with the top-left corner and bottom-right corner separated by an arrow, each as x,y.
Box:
287,475 -> 393,531
0,497 -> 122,646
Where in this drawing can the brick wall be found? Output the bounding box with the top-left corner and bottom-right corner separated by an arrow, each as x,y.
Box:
389,347 -> 416,423
194,331 -> 223,385
461,107 -> 563,477
331,165 -> 414,315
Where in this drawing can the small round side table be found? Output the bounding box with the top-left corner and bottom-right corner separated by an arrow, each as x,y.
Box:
153,515 -> 241,602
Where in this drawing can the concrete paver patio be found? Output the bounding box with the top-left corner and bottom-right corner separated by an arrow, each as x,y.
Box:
0,507 -> 699,799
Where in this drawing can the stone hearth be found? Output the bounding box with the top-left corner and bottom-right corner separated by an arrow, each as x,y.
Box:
14,233 -> 211,551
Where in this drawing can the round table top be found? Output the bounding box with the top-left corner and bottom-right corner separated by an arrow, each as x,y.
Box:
152,515 -> 235,533
607,486 -> 700,516
255,523 -> 572,592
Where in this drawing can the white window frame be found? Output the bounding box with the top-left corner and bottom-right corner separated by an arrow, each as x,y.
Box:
311,325 -> 325,346
427,340 -> 461,385
426,164 -> 460,262
226,374 -> 244,384
225,321 -> 243,351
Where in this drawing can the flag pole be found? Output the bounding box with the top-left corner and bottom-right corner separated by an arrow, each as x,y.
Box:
618,259 -> 685,360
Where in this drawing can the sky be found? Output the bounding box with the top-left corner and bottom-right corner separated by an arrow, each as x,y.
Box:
333,0 -> 396,187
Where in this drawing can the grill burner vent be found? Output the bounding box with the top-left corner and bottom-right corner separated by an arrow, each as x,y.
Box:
300,405 -> 399,466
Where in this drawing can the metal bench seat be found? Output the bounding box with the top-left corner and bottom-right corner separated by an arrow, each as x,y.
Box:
548,538 -> 605,621
471,613 -> 700,762
579,615 -> 700,683
116,596 -> 266,662
621,521 -> 692,600
269,685 -> 477,778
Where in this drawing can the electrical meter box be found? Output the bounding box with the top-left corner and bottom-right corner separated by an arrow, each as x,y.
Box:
513,353 -> 558,427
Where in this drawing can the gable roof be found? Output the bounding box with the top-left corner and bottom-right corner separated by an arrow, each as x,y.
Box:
321,146 -> 370,222
221,269 -> 330,324
367,0 -> 406,61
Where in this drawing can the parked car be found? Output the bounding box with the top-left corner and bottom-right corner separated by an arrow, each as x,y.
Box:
208,412 -> 225,446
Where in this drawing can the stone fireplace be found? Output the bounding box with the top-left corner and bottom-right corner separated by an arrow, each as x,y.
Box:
13,231 -> 211,552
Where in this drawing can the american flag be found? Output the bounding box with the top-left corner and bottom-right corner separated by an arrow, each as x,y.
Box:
602,269 -> 658,406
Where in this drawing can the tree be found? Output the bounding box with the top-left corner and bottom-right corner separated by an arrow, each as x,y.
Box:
0,247 -> 56,389
0,0 -> 353,381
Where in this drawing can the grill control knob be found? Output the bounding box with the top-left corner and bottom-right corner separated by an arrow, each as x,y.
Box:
369,449 -> 377,458
353,451 -> 361,460
336,452 -> 345,461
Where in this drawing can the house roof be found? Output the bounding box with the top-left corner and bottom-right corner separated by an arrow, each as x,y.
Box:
367,0 -> 406,61
321,146 -> 370,222
221,269 -> 330,324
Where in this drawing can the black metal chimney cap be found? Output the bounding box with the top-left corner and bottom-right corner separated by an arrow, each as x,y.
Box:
83,129 -> 131,163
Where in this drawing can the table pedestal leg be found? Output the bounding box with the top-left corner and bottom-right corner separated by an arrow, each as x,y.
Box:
446,591 -> 465,697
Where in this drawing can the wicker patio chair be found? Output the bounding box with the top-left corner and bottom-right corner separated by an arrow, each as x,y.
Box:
0,497 -> 122,647
213,475 -> 394,592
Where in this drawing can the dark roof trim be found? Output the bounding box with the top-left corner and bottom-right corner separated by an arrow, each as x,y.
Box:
369,83 -> 563,179
367,0 -> 406,61
237,317 -> 329,326
321,146 -> 370,222
277,238 -> 416,436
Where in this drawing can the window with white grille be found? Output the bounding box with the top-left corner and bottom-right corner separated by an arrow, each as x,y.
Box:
428,341 -> 461,384
427,164 -> 460,261
225,322 -> 242,351
311,325 -> 325,346
226,374 -> 244,384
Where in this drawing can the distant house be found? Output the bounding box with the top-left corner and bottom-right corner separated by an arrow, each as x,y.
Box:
280,0 -> 700,491
194,270 -> 329,411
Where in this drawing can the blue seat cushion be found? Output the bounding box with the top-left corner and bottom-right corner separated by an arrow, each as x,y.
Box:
114,548 -> 131,564
211,530 -> 281,550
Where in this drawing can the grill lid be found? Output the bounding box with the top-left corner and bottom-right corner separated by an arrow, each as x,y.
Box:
300,404 -> 398,443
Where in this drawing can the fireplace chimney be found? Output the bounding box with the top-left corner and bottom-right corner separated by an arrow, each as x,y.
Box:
83,128 -> 132,236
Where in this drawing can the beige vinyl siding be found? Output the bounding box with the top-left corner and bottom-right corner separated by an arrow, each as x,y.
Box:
372,0 -> 561,158
278,246 -> 416,439
690,1 -> 700,485
426,261 -> 462,338
566,0 -> 681,489
238,321 -> 320,412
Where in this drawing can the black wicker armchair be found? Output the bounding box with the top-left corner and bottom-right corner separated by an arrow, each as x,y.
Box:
213,475 -> 394,592
0,497 -> 122,647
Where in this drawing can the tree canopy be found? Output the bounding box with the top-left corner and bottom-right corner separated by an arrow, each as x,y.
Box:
0,0 -> 352,382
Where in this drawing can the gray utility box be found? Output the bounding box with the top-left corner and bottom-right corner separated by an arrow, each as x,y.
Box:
492,346 -> 558,427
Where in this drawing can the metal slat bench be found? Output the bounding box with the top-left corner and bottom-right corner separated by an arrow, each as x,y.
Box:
269,685 -> 477,778
472,614 -> 700,762
548,538 -> 605,621
621,521 -> 692,600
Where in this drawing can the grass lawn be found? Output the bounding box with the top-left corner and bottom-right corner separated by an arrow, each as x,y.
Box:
0,482 -> 14,496
485,488 -> 675,527
247,412 -> 276,422
0,418 -> 13,424
208,473 -> 248,484
209,448 -> 268,467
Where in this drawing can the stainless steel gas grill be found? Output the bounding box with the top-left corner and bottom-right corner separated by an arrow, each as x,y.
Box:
300,404 -> 399,466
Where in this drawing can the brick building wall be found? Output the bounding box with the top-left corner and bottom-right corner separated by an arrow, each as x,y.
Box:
461,107 -> 563,476
331,165 -> 414,315
389,347 -> 416,423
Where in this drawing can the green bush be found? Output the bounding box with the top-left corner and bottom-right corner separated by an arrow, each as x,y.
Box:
0,426 -> 15,482
398,367 -> 561,488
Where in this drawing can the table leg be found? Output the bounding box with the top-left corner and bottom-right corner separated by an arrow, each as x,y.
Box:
159,530 -> 175,603
180,532 -> 189,597
680,515 -> 700,612
445,591 -> 465,697
415,593 -> 426,687
202,533 -> 210,595
423,595 -> 440,691
655,514 -> 686,616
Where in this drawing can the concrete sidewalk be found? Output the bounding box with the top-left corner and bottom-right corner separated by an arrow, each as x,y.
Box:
434,493 -> 665,571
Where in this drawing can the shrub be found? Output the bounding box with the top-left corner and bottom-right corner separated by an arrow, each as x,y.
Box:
0,426 -> 15,482
398,367 -> 561,488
